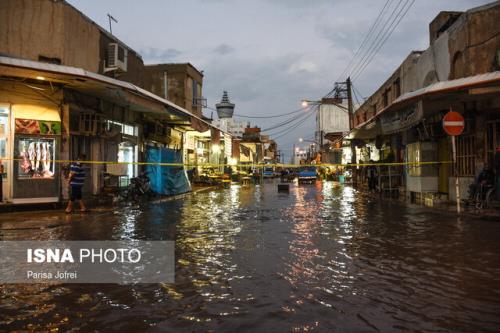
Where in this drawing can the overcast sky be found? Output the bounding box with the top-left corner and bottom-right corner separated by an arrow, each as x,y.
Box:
69,0 -> 491,158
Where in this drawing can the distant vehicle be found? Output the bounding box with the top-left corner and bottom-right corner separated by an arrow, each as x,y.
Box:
263,166 -> 275,178
298,166 -> 317,183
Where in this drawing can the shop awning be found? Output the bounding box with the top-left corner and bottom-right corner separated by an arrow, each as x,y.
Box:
0,56 -> 224,134
351,71 -> 500,138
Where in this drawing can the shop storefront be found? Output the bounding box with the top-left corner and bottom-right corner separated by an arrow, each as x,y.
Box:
6,104 -> 61,203
0,104 -> 10,202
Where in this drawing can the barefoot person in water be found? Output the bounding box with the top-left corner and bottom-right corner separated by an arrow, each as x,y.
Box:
65,154 -> 88,214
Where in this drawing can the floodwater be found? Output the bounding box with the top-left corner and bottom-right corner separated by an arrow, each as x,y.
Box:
1,181 -> 500,332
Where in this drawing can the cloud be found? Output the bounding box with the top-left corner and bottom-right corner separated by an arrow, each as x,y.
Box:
288,61 -> 318,74
264,0 -> 332,9
139,47 -> 182,63
213,43 -> 235,55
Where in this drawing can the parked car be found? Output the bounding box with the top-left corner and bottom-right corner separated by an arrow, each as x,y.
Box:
263,166 -> 275,178
298,166 -> 317,184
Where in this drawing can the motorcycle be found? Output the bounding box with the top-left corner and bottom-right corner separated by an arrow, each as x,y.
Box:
120,171 -> 152,202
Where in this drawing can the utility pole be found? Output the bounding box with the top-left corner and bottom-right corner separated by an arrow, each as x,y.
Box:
346,77 -> 353,131
346,77 -> 356,164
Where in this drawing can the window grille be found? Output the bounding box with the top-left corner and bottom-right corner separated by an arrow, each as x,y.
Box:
454,135 -> 475,176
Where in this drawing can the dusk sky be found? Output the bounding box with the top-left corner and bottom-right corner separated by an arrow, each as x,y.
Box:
68,0 -> 491,159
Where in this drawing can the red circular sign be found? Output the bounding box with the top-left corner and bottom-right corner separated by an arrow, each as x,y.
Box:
442,111 -> 465,136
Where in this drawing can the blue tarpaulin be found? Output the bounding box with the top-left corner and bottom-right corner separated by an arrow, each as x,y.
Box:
145,146 -> 191,195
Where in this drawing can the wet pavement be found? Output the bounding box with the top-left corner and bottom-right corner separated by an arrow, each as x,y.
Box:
1,181 -> 500,332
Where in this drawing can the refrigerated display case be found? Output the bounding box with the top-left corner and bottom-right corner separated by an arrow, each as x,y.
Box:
11,116 -> 61,203
17,137 -> 56,179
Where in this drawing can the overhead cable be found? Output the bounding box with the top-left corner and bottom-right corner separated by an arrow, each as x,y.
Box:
336,0 -> 393,82
352,0 -> 415,81
348,0 -> 407,80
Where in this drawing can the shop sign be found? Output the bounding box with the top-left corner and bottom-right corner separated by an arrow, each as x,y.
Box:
15,119 -> 61,135
380,101 -> 423,135
185,133 -> 195,150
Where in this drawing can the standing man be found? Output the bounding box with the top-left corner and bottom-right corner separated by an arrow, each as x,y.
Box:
65,154 -> 88,214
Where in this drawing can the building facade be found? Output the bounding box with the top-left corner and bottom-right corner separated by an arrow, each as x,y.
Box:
144,63 -> 204,117
350,1 -> 500,203
0,0 -> 226,204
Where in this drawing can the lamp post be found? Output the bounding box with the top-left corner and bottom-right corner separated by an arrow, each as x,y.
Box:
299,137 -> 319,144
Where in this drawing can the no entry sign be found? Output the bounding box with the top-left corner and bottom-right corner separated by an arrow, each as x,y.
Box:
442,111 -> 464,136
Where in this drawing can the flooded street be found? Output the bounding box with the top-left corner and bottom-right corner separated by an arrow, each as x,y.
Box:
1,182 -> 500,332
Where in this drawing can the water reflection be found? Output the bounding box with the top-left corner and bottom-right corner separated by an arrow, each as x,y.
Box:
1,182 -> 500,332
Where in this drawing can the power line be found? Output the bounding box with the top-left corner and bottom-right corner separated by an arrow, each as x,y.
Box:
264,111 -> 313,135
235,107 -> 309,119
349,0 -> 406,80
272,110 -> 317,140
295,0 -> 412,125
336,0 -> 393,82
352,85 -> 361,106
352,83 -> 365,102
262,106 -> 315,132
205,105 -> 310,119
352,0 -> 415,81
266,106 -> 317,136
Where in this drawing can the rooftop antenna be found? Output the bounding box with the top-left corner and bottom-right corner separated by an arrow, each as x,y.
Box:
107,13 -> 118,34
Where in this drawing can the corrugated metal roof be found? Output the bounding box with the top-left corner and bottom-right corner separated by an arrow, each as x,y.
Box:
0,56 -> 226,134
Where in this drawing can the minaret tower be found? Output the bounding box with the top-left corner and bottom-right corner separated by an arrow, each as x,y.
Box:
215,91 -> 235,118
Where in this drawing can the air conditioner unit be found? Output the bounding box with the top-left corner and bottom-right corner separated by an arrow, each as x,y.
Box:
78,113 -> 106,135
106,43 -> 127,72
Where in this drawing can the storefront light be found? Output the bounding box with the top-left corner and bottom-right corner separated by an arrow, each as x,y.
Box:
211,144 -> 221,154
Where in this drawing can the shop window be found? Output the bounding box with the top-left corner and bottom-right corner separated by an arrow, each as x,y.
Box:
18,138 -> 56,179
118,142 -> 138,186
0,106 -> 9,178
407,142 -> 421,176
455,135 -> 475,176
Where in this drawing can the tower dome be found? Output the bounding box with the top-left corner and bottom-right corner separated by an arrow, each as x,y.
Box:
215,91 -> 235,118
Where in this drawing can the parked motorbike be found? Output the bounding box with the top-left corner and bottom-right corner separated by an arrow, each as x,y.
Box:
120,171 -> 152,202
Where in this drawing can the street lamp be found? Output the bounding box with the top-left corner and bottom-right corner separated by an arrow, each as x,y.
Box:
299,137 -> 319,144
301,99 -> 321,107
301,98 -> 349,111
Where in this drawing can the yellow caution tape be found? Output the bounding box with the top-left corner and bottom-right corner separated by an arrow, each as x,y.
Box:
0,157 -> 453,168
